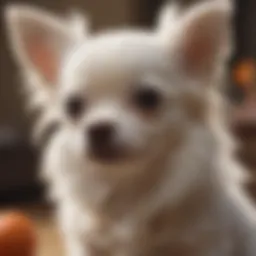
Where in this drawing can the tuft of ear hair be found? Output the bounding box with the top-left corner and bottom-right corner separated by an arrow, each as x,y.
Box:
68,10 -> 89,40
156,0 -> 207,35
156,2 -> 181,35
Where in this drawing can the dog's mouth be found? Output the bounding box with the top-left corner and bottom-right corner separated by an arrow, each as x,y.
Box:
88,145 -> 130,163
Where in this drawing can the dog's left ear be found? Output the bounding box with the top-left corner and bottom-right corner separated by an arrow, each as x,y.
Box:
161,1 -> 232,79
5,5 -> 88,85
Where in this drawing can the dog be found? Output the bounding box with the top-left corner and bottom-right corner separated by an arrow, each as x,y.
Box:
5,0 -> 256,255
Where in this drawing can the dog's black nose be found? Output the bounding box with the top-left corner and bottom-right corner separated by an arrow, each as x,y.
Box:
88,122 -> 114,147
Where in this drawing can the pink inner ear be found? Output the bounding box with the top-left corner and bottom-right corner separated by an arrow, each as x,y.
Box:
25,35 -> 58,84
185,36 -> 210,66
182,27 -> 215,76
179,12 -> 222,78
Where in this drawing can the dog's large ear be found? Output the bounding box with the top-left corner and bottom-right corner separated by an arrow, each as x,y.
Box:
162,1 -> 232,78
5,5 -> 88,86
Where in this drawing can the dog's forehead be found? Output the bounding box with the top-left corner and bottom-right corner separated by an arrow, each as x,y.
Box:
61,32 -> 169,91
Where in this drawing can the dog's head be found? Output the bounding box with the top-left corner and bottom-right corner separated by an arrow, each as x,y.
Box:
5,1 -> 231,168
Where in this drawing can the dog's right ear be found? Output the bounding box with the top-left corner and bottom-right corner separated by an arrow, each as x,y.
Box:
5,5 -> 88,87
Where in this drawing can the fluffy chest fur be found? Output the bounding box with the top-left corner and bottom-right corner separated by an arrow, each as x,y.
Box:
44,123 -> 253,256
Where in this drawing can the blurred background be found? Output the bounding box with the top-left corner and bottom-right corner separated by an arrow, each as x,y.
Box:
0,0 -> 255,255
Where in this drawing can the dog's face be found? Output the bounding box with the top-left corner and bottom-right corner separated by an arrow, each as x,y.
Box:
5,2 -> 230,166
59,35 -> 171,163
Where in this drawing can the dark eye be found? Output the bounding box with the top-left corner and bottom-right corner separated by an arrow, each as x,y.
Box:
133,87 -> 162,111
65,96 -> 85,118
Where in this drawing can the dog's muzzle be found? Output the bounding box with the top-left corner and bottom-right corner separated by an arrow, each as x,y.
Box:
87,122 -> 125,162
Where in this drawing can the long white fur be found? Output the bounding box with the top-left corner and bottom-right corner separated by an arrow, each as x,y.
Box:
5,0 -> 256,255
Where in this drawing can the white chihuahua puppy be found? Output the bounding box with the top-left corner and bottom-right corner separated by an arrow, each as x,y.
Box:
5,0 -> 256,255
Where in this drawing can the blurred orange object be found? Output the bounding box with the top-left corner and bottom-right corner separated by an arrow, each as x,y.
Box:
0,212 -> 36,256
233,59 -> 256,89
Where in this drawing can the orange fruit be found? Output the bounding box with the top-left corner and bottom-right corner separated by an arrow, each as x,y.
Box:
0,212 -> 36,256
